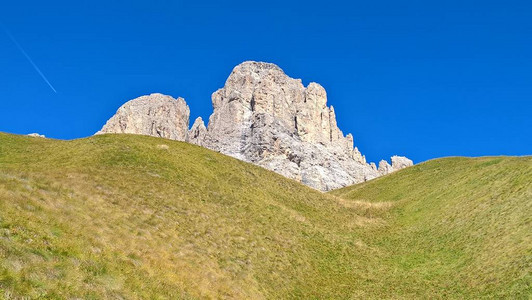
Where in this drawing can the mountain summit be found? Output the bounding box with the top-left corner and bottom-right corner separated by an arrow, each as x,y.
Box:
97,61 -> 412,190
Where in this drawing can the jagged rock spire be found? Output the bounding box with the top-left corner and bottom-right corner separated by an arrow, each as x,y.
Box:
96,61 -> 413,191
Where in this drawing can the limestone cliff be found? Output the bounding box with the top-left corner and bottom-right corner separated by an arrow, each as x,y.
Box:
96,61 -> 413,191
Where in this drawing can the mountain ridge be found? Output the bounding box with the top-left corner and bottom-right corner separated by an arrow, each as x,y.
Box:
97,61 -> 412,191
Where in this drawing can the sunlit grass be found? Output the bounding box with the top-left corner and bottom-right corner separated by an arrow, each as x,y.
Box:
332,156 -> 532,298
0,132 -> 530,299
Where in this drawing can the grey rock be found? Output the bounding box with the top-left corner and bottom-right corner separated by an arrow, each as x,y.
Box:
391,155 -> 413,171
186,117 -> 207,146
378,160 -> 393,176
197,61 -> 406,191
97,61 -> 413,191
96,93 -> 190,141
377,156 -> 414,176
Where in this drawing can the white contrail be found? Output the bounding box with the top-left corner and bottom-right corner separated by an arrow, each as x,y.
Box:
3,27 -> 57,93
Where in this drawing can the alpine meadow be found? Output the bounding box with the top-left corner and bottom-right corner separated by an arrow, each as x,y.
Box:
0,133 -> 530,298
1,1 -> 531,299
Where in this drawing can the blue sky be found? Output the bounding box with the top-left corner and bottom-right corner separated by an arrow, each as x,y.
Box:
1,0 -> 531,163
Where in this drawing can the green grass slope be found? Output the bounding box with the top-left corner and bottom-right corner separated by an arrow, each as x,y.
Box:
0,132 -> 530,299
331,155 -> 532,298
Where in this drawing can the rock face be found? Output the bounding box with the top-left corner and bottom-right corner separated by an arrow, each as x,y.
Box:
391,155 -> 414,170
186,117 -> 207,146
97,93 -> 190,141
96,61 -> 413,191
198,62 -> 379,190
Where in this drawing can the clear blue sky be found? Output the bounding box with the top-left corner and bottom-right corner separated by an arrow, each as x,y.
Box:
1,0 -> 531,163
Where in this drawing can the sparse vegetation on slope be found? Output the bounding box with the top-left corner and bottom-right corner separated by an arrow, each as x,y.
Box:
0,133 -> 530,299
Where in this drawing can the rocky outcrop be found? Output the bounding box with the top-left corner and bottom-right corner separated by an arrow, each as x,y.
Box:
378,156 -> 414,176
391,155 -> 414,170
198,62 -> 382,190
96,93 -> 190,141
96,61 -> 413,191
186,117 -> 207,146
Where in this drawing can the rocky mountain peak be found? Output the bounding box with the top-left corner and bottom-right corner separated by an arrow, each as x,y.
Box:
96,61 -> 413,191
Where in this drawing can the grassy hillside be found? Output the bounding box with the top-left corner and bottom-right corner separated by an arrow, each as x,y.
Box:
331,155 -> 532,298
0,132 -> 530,299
